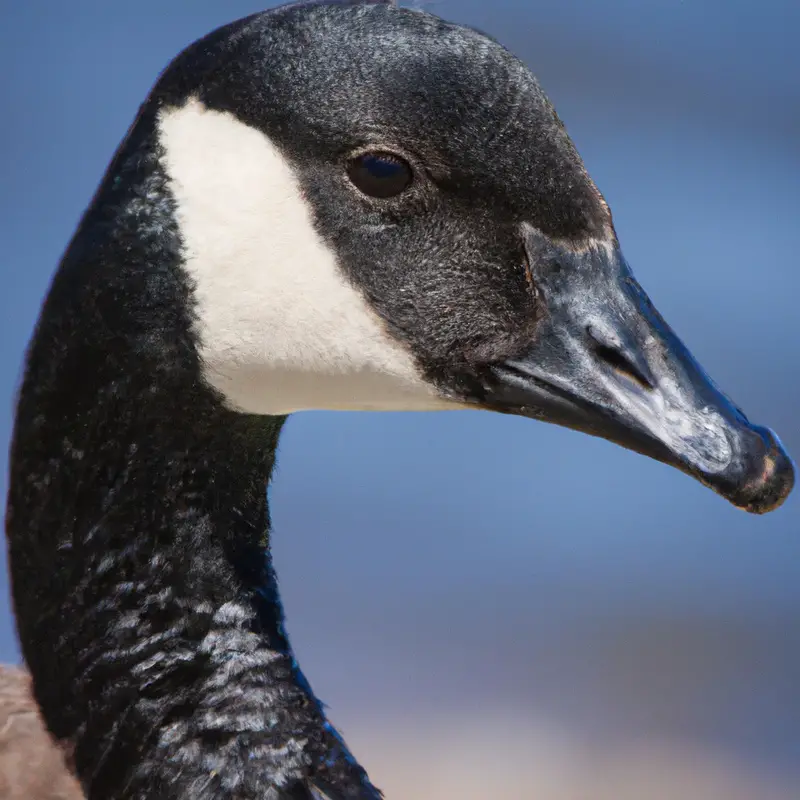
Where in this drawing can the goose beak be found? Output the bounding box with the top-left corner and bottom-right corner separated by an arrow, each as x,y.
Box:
482,230 -> 795,514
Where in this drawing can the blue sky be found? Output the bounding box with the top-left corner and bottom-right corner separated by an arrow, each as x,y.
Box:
1,0 -> 798,780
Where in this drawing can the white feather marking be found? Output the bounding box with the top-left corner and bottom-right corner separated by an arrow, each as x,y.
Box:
157,98 -> 458,414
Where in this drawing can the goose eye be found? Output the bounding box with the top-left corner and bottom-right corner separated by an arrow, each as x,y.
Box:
346,152 -> 413,199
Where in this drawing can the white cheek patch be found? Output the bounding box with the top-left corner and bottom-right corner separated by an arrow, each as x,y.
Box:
157,98 -> 456,414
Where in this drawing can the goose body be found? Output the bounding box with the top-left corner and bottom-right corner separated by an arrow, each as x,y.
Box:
5,2 -> 794,798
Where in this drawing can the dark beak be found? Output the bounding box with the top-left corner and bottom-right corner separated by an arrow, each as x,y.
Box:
483,228 -> 794,514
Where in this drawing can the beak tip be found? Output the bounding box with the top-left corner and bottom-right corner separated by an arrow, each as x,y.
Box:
725,428 -> 795,515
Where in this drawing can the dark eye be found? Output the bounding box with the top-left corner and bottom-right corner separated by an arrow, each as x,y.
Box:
346,152 -> 413,199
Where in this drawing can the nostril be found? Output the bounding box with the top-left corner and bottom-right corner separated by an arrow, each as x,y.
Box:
586,324 -> 655,391
591,341 -> 654,391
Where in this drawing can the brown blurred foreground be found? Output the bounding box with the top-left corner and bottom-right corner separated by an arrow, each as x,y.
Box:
0,666 -> 81,799
0,663 -> 795,800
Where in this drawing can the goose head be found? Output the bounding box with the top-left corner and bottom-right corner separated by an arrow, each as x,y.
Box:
152,0 -> 792,512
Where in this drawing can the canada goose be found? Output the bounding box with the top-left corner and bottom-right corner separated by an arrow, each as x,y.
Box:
5,1 -> 794,798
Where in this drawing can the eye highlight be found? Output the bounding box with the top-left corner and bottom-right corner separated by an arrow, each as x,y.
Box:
346,151 -> 413,199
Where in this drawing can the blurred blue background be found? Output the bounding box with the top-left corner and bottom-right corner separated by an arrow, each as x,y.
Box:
1,1 -> 798,796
